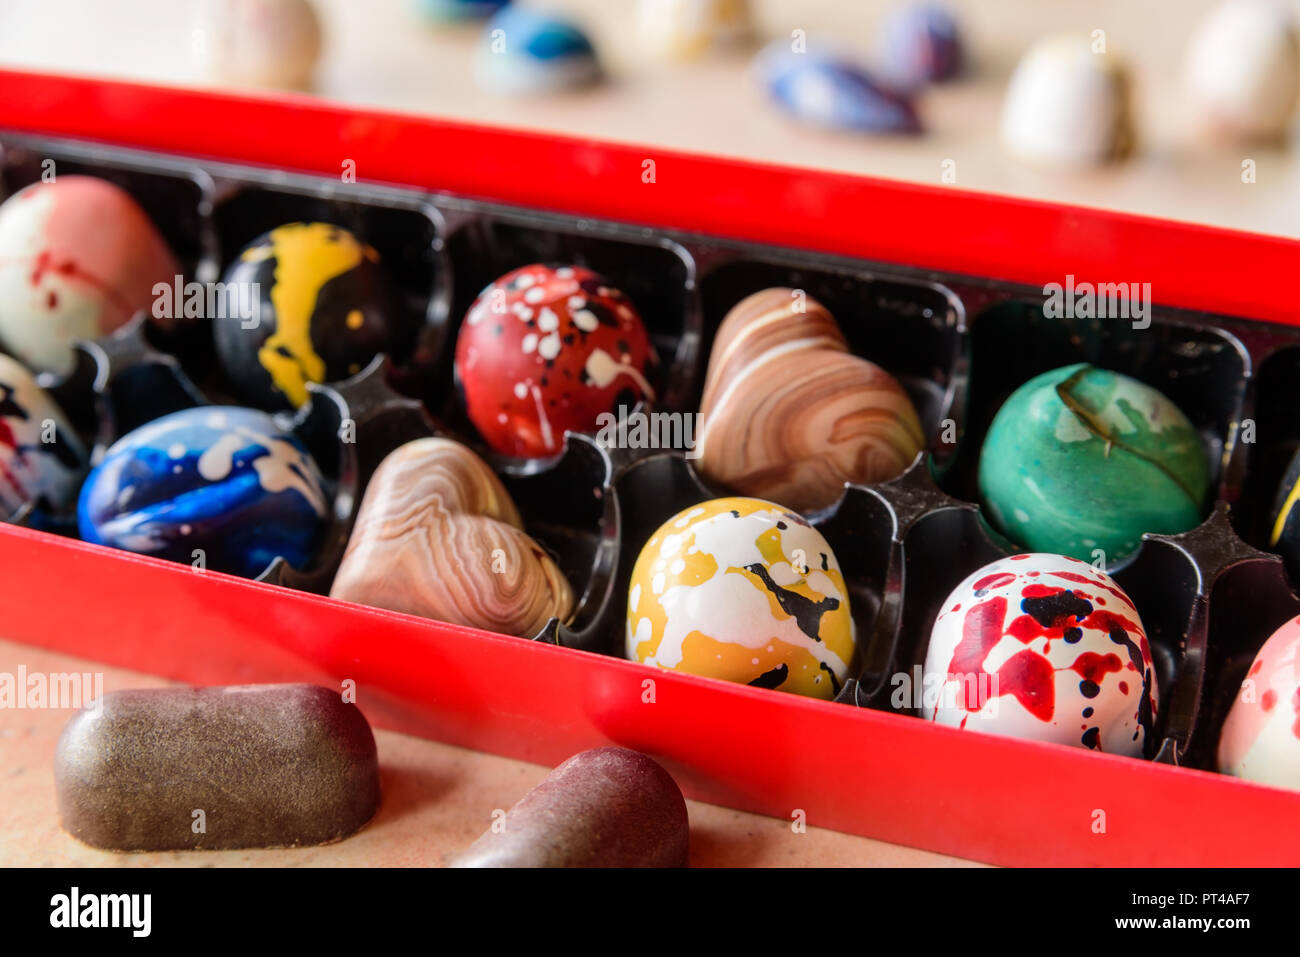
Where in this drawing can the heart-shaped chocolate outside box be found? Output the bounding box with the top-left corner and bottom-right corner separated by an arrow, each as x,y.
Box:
330,437 -> 574,637
696,287 -> 924,512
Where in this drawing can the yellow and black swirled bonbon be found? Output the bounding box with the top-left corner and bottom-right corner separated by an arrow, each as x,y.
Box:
214,222 -> 392,409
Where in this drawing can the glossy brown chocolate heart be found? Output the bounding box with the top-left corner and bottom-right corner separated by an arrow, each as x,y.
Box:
330,437 -> 573,637
697,287 -> 924,511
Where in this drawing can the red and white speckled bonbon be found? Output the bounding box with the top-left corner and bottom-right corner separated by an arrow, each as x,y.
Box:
1219,617 -> 1300,790
454,263 -> 657,459
923,553 -> 1158,756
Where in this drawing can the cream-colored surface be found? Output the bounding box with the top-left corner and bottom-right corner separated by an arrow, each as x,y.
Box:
0,637 -> 982,866
0,0 -> 1298,237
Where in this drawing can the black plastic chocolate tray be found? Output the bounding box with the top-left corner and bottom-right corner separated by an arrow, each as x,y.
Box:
3,131 -> 1298,780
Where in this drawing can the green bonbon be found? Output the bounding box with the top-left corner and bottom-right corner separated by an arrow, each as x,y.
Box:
978,363 -> 1209,563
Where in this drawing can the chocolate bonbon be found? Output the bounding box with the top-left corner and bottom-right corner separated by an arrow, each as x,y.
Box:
214,222 -> 392,410
0,175 -> 180,374
454,263 -> 657,458
697,287 -> 924,512
924,554 -> 1158,756
448,747 -> 689,867
635,0 -> 751,61
1218,617 -> 1300,790
978,363 -> 1208,564
1185,0 -> 1300,141
475,7 -> 601,95
77,406 -> 329,578
54,684 -> 380,851
626,496 -> 855,699
0,353 -> 87,516
1000,35 -> 1133,166
877,2 -> 964,87
330,436 -> 573,636
414,0 -> 509,22
1269,448 -> 1300,576
758,43 -> 921,133
195,0 -> 323,90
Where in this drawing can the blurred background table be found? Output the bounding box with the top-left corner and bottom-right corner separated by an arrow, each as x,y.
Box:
1,0 -> 1298,237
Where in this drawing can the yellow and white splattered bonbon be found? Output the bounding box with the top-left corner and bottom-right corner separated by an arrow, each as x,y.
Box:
625,497 -> 855,699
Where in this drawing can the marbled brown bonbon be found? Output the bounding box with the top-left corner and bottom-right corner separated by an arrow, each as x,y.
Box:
54,684 -> 380,851
696,287 -> 924,512
448,747 -> 690,867
329,437 -> 573,636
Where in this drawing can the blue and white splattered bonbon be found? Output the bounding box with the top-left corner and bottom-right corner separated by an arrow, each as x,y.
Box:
757,42 -> 920,133
77,406 -> 328,578
475,7 -> 601,95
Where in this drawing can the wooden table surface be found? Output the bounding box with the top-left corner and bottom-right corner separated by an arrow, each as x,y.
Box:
0,637 -> 980,867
